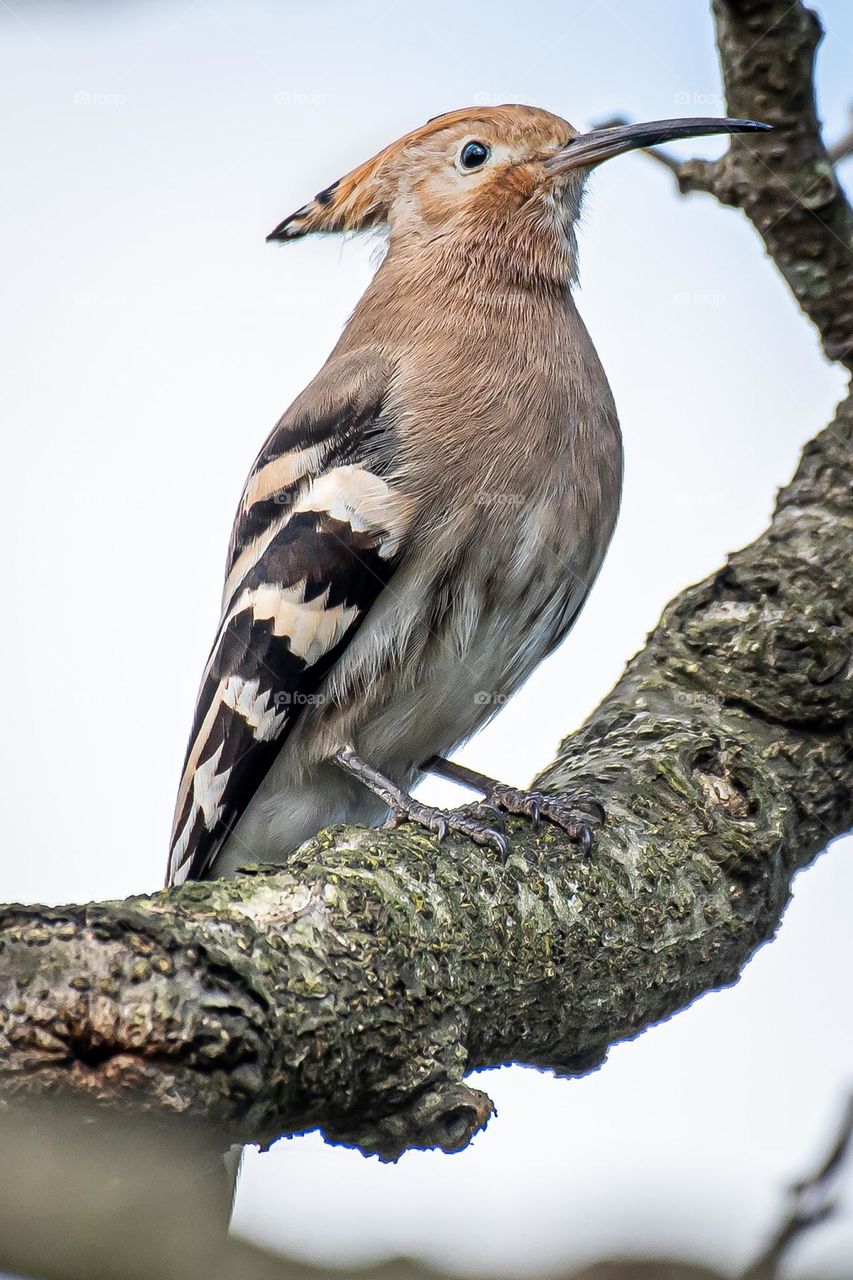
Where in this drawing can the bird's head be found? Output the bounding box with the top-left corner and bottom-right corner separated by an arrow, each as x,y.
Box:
268,104 -> 768,276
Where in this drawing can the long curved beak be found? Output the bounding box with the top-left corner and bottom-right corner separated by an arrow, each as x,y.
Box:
544,117 -> 771,174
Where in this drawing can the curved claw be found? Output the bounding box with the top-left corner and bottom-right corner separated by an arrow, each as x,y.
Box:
573,823 -> 593,857
433,816 -> 449,842
489,829 -> 510,860
529,797 -> 542,833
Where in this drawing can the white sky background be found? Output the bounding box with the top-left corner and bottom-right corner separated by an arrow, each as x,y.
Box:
1,0 -> 852,1274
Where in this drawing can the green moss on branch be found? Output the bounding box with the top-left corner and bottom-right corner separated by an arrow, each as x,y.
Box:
2,398 -> 850,1159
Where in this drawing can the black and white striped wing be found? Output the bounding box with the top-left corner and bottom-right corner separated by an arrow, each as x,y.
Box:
167,352 -> 406,885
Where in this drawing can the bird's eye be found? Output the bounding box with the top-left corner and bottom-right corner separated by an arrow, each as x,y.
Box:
459,140 -> 490,170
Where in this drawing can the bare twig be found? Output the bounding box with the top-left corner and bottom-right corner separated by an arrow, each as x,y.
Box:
742,1096 -> 853,1278
591,115 -> 716,191
828,107 -> 853,166
602,3 -> 853,367
597,101 -> 853,184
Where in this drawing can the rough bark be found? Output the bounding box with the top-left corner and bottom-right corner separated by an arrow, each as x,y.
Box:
678,0 -> 853,367
1,0 -> 851,1161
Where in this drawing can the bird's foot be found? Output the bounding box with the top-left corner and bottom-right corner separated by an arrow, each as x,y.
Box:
481,784 -> 605,855
331,746 -> 508,856
383,797 -> 508,858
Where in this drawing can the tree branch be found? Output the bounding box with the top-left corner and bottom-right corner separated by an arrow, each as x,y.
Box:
2,385 -> 851,1157
1,0 -> 851,1160
601,1 -> 853,367
709,0 -> 853,366
591,115 -> 717,192
828,107 -> 853,167
742,1095 -> 853,1278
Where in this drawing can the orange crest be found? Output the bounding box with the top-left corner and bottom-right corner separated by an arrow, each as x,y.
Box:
266,106 -> 573,243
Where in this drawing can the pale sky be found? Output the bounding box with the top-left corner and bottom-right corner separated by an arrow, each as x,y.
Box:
1,1 -> 852,1275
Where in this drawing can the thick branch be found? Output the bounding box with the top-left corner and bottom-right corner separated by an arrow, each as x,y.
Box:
1,387 -> 851,1158
708,0 -> 853,365
602,4 -> 853,366
1,0 -> 851,1160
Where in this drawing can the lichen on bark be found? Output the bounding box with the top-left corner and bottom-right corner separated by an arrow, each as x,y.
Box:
0,0 -> 851,1161
1,395 -> 850,1159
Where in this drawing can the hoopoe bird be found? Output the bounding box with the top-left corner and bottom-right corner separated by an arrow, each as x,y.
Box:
167,105 -> 768,888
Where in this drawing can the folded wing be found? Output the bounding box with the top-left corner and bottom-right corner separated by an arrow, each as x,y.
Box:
167,351 -> 408,885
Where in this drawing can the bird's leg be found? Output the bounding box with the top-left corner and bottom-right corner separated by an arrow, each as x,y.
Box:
422,756 -> 605,855
331,747 -> 508,856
